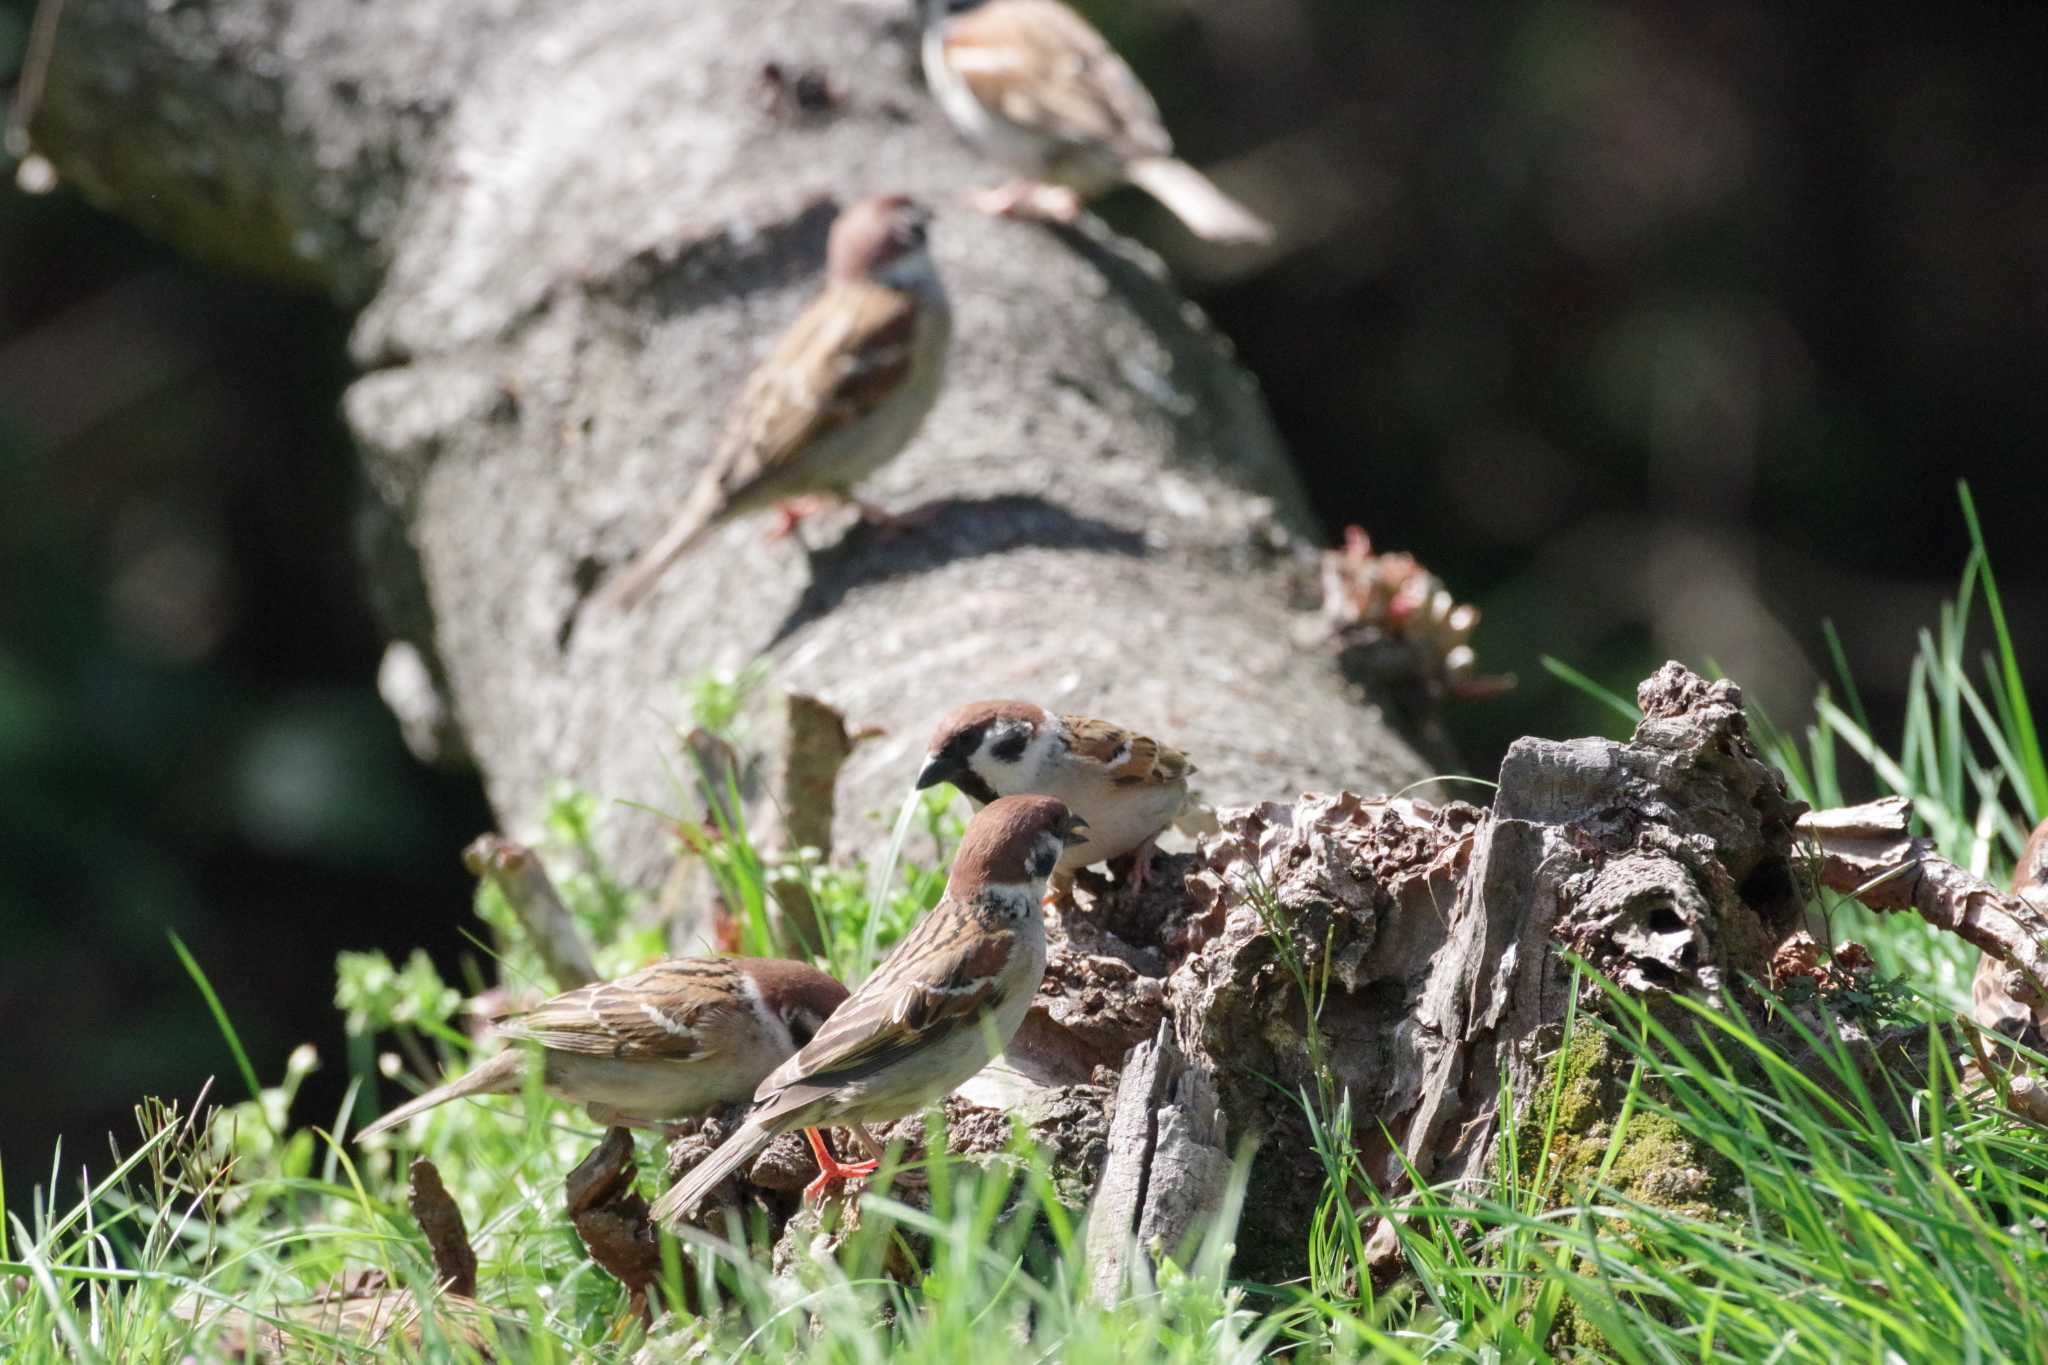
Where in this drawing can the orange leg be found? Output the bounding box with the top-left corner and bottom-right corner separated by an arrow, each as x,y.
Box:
801,1127 -> 878,1203
766,496 -> 839,541
1127,837 -> 1160,894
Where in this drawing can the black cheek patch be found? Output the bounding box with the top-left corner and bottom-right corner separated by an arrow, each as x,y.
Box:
955,772 -> 1001,805
989,731 -> 1028,763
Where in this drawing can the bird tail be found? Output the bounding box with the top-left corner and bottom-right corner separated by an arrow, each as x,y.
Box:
355,1047 -> 526,1140
1124,157 -> 1273,245
589,481 -> 725,615
648,1117 -> 778,1227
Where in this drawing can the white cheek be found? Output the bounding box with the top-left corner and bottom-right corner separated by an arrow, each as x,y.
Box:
968,750 -> 1016,794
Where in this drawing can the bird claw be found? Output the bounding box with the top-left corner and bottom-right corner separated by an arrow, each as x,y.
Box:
767,496 -> 837,541
965,180 -> 1082,224
802,1157 -> 878,1203
802,1128 -> 878,1203
1124,838 -> 1159,903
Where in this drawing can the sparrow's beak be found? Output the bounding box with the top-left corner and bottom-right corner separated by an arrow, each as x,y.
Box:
1062,817 -> 1091,848
914,755 -> 955,791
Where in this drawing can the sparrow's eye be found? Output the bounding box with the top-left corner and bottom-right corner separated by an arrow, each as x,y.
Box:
1026,833 -> 1062,879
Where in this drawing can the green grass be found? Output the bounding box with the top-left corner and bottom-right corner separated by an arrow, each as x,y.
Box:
1548,482 -> 2042,1007
8,488 -> 2048,1360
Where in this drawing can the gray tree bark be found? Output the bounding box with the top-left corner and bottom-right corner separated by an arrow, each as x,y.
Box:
31,0 -> 1428,881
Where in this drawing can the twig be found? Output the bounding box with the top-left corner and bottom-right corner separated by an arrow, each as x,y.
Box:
5,0 -> 66,158
463,834 -> 599,989
1797,799 -> 2048,1009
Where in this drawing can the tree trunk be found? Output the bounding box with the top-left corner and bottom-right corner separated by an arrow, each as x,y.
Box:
31,0 -> 1429,886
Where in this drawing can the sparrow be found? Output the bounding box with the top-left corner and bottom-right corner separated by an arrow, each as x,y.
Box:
920,0 -> 1273,244
355,957 -> 850,1140
649,795 -> 1087,1222
592,195 -> 953,612
915,699 -> 1193,897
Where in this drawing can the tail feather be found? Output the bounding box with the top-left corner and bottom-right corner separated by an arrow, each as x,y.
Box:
648,1118 -> 778,1227
355,1048 -> 526,1141
1124,157 -> 1273,245
590,481 -> 726,615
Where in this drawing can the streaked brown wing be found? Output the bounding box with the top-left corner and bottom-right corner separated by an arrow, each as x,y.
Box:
767,901 -> 1014,1091
493,959 -> 740,1061
944,0 -> 1171,161
707,280 -> 920,502
1058,714 -> 1195,786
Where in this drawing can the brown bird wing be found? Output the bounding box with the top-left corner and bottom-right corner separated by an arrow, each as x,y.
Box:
703,280 -> 921,508
492,959 -> 744,1061
754,901 -> 1015,1116
1058,714 -> 1195,786
943,0 -> 1172,162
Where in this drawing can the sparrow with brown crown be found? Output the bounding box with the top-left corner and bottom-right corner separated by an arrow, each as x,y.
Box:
915,699 -> 1194,901
592,195 -> 952,613
650,795 -> 1087,1223
920,0 -> 1273,244
355,957 -> 848,1140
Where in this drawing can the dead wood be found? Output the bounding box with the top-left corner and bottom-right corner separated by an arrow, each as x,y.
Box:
566,1127 -> 666,1320
1799,802 -> 2048,1038
463,835 -> 599,990
407,1158 -> 479,1298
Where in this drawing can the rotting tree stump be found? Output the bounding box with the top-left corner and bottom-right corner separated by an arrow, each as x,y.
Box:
646,663 -> 1820,1289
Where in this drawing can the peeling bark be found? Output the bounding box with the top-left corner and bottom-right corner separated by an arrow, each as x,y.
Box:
1118,663 -> 1810,1282
407,1158 -> 479,1298
566,1127 -> 665,1320
1086,1022 -> 1229,1303
1800,801 -> 2048,1034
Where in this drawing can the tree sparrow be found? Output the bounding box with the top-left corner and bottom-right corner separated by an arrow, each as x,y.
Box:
920,0 -> 1273,244
914,699 -> 1193,897
649,795 -> 1087,1222
592,195 -> 952,612
355,957 -> 849,1139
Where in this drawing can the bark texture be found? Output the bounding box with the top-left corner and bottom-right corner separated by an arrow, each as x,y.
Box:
32,0 -> 1429,888
1105,662 -> 1810,1282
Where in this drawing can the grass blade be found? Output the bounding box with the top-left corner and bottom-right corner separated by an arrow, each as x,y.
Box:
167,931 -> 264,1107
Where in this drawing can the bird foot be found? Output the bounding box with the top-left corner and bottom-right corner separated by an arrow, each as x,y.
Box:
766,496 -> 838,541
802,1127 -> 878,1203
965,180 -> 1082,224
1118,837 -> 1163,911
848,1124 -> 929,1189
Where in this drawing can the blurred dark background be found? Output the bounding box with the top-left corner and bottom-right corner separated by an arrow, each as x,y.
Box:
2,0 -> 2043,1212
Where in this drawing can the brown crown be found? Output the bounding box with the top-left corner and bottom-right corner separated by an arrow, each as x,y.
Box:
949,794 -> 1073,889
827,194 -> 931,281
926,698 -> 1047,754
741,956 -> 851,1020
